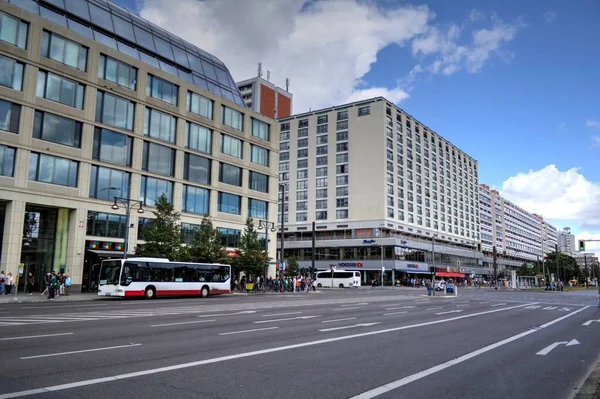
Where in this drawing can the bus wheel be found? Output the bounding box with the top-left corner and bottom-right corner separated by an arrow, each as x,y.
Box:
339,283 -> 344,288
144,286 -> 156,299
200,285 -> 210,298
317,283 -> 322,288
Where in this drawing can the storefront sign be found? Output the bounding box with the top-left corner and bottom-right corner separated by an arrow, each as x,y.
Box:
406,263 -> 421,269
400,240 -> 408,245
337,262 -> 363,268
362,239 -> 376,244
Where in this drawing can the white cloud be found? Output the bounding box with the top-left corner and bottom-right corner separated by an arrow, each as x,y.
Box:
138,0 -> 522,113
469,9 -> 485,22
558,122 -> 566,129
543,11 -> 557,24
587,120 -> 600,128
592,136 -> 600,147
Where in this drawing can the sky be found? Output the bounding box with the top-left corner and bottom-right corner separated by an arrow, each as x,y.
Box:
117,0 -> 600,251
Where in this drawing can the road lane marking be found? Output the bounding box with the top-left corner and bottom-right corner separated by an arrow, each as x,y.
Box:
219,327 -> 278,336
253,315 -> 320,324
414,299 -> 430,302
348,306 -> 590,399
20,344 -> 142,360
456,304 -> 469,307
435,310 -> 463,315
0,302 -> 538,398
582,319 -> 600,326
385,306 -> 415,310
340,303 -> 368,307
319,323 -> 380,332
0,333 -> 74,341
383,311 -> 407,316
197,311 -> 257,318
334,307 -> 360,311
151,320 -> 215,328
536,339 -> 580,356
490,303 -> 506,307
322,317 -> 357,324
261,312 -> 303,317
425,307 -> 442,311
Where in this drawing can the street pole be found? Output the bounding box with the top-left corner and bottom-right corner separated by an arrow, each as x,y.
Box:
111,197 -> 144,260
492,245 -> 498,288
431,234 -> 435,296
555,244 -> 560,287
381,239 -> 384,289
123,197 -> 130,259
279,184 -> 285,274
311,221 -> 316,278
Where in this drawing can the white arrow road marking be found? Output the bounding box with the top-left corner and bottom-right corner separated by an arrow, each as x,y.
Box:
582,319 -> 600,326
197,311 -> 256,318
253,315 -> 320,324
536,339 -> 580,356
435,310 -> 463,315
319,323 -> 381,332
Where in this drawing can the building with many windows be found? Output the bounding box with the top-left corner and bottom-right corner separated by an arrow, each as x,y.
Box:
277,97 -> 486,283
236,74 -> 292,120
0,0 -> 279,291
557,227 -> 576,256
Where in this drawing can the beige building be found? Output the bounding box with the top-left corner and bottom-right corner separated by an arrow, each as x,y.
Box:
0,0 -> 279,291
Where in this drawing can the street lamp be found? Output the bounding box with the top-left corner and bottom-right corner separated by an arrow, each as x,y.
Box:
110,196 -> 144,259
258,219 -> 277,277
375,226 -> 384,288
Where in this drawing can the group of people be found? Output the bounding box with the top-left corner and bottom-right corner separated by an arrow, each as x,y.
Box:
38,271 -> 71,300
234,275 -> 315,293
0,271 -> 15,295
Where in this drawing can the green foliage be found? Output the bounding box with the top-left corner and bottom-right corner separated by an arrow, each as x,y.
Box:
517,262 -> 536,276
135,194 -> 184,260
285,256 -> 299,277
545,252 -> 580,281
232,218 -> 269,277
188,215 -> 226,263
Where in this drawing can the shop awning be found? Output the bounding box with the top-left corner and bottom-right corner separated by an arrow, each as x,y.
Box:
436,271 -> 464,278
86,249 -> 125,257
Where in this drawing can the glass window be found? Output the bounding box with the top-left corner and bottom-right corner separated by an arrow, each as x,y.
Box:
144,108 -> 176,143
248,198 -> 267,219
219,163 -> 242,186
0,144 -> 15,177
184,153 -> 211,184
40,30 -> 87,71
185,122 -> 211,154
0,54 -> 23,90
296,212 -> 307,222
217,227 -> 241,248
93,128 -> 132,166
249,171 -> 268,193
140,175 -> 173,206
112,15 -> 135,41
95,91 -> 134,131
251,118 -> 269,141
28,152 -> 78,187
336,120 -> 348,130
142,142 -> 175,176
220,134 -> 242,158
66,18 -> 92,39
98,54 -> 137,90
316,211 -> 328,220
146,74 -> 178,106
0,99 -> 20,133
336,210 -> 348,219
0,11 -> 28,49
222,106 -> 243,131
182,185 -> 209,215
33,111 -> 81,148
36,70 -> 84,109
250,145 -> 269,167
88,3 -> 113,32
218,192 -> 241,214
358,106 -> 370,116
187,91 -> 213,119
89,165 -> 130,200
86,212 -> 126,239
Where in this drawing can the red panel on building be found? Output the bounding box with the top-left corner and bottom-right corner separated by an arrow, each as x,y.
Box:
276,93 -> 292,118
259,84 -> 276,119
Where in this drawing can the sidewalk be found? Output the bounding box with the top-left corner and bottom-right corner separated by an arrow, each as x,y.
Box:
0,292 -> 100,304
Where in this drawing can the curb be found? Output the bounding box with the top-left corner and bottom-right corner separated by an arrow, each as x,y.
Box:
573,355 -> 600,399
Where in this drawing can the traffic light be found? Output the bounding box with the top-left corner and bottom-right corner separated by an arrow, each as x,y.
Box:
429,266 -> 435,275
476,242 -> 482,252
579,240 -> 585,252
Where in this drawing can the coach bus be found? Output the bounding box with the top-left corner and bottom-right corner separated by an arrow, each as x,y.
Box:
98,258 -> 231,298
313,270 -> 361,288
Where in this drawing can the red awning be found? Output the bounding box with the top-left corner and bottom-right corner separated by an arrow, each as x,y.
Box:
436,271 -> 464,278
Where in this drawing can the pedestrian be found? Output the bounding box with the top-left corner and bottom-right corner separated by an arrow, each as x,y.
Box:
426,280 -> 432,296
27,272 -> 35,296
0,270 -> 5,295
5,273 -> 13,295
64,274 -> 71,296
48,272 -> 56,301
596,285 -> 600,308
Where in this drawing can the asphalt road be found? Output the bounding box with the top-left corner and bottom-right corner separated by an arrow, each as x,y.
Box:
0,288 -> 598,399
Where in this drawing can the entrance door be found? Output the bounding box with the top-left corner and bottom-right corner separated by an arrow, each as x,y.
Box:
17,263 -> 45,293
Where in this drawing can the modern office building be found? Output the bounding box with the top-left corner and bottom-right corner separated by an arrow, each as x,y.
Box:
573,252 -> 598,272
0,0 -> 279,291
277,97 -> 486,283
237,74 -> 292,120
557,227 -> 576,256
537,215 -> 558,256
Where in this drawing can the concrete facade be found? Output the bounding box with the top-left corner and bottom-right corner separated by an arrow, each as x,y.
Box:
237,76 -> 293,120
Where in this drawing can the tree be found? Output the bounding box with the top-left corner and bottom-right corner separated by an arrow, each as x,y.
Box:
232,218 -> 269,278
188,215 -> 226,263
517,262 -> 536,276
545,252 -> 580,281
136,194 -> 184,260
285,256 -> 299,277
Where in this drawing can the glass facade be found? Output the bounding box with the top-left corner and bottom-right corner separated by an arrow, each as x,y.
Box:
0,144 -> 15,177
248,198 -> 267,219
187,91 -> 213,119
95,91 -> 134,130
33,110 -> 82,148
144,107 -> 176,143
0,99 -> 21,133
218,192 -> 241,214
98,53 -> 137,90
218,227 -> 240,248
222,106 -> 243,131
146,74 -> 178,106
249,171 -> 268,193
250,145 -> 269,167
41,30 -> 87,71
142,142 -> 175,177
0,10 -> 28,49
93,128 -> 132,166
89,165 -> 130,200
251,118 -> 269,141
86,211 -> 126,238
28,152 -> 78,187
184,153 -> 211,184
219,163 -> 242,186
0,54 -> 24,90
140,175 -> 173,205
182,184 -> 209,215
36,70 -> 85,109
220,134 -> 242,158
186,122 -> 211,154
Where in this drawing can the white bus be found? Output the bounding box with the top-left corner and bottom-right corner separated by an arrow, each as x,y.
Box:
98,258 -> 231,299
314,270 -> 361,288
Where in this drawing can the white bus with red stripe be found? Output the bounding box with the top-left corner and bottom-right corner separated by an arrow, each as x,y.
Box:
98,258 -> 231,298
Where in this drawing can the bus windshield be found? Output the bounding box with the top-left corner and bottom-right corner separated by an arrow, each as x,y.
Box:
99,260 -> 121,286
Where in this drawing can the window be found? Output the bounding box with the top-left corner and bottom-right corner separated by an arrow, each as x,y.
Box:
219,163 -> 242,186
297,149 -> 308,158
41,30 -> 87,71
215,227 -> 240,248
280,122 -> 290,131
336,186 -> 348,196
316,211 -> 328,220
336,120 -> 348,130
98,54 -> 136,90
299,119 -> 308,128
358,106 -> 370,116
144,108 -> 176,143
222,106 -> 243,131
297,202 -> 307,211
297,180 -> 308,190
387,208 -> 394,218
336,153 -> 348,163
89,165 -> 130,200
185,91 -> 214,119
0,55 -> 23,90
316,177 -> 327,187
140,176 -> 173,205
280,141 -> 290,151
317,125 -> 328,134
182,185 -> 209,214
280,132 -> 290,141
221,134 -> 242,158
33,111 -> 81,148
336,132 -> 348,141
336,164 -> 348,174
296,212 -> 307,222
317,115 -> 328,124
249,171 -> 268,193
93,128 -> 132,166
297,191 -> 308,200
336,198 -> 348,207
280,152 -> 289,161
316,146 -> 328,155
316,135 -> 328,145
186,122 -> 211,154
184,153 -> 211,184
96,91 -> 134,130
280,162 -> 289,171
0,144 -> 15,177
0,11 -> 28,49
0,99 -> 20,133
297,159 -> 308,168
336,210 -> 348,219
86,212 -> 126,239
297,170 -> 308,179
36,71 -> 84,109
316,167 -> 327,177
251,118 -> 269,141
316,188 -> 327,198
316,200 -> 327,209
336,176 -> 348,185
298,138 -> 308,148
28,152 -> 78,187
250,145 -> 269,166
142,142 -> 175,176
218,192 -> 241,214
336,143 -> 348,152
249,198 -> 268,219
316,156 -> 328,166
337,110 -> 348,120
146,74 -> 178,106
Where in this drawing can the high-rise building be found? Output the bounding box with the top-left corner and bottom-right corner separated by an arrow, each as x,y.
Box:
237,74 -> 292,120
557,227 -> 576,256
277,97 -> 484,283
0,0 -> 279,291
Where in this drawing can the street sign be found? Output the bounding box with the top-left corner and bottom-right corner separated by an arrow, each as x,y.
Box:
381,266 -> 385,272
18,264 -> 24,275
